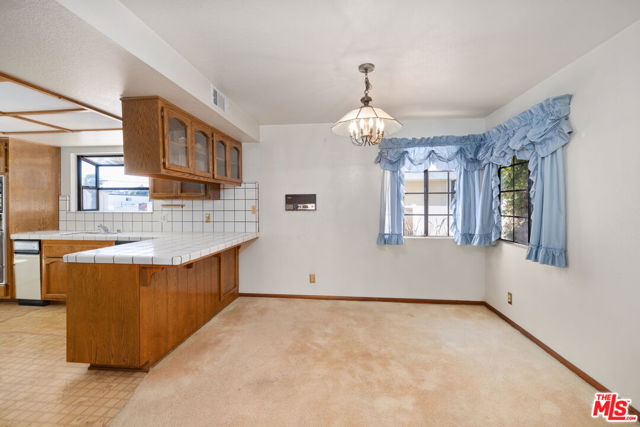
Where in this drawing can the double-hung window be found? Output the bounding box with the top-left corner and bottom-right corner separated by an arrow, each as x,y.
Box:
499,157 -> 531,244
403,169 -> 456,237
77,155 -> 151,212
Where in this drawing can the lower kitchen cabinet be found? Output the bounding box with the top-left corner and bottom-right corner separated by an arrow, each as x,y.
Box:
67,246 -> 239,370
41,240 -> 114,301
41,258 -> 68,301
220,247 -> 239,305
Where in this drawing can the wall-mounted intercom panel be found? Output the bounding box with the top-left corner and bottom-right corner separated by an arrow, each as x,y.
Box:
285,194 -> 316,211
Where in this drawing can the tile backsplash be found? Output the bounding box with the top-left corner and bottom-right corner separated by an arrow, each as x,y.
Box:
59,182 -> 259,233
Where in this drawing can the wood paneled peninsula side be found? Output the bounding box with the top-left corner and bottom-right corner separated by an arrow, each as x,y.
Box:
63,232 -> 257,371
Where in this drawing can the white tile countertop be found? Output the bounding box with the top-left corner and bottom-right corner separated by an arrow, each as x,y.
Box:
10,231 -> 258,265
11,230 -> 167,241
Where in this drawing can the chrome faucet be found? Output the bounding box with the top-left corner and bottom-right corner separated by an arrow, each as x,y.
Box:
97,224 -> 110,233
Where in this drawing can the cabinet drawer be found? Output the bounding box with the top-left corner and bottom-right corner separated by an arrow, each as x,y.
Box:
42,240 -> 114,258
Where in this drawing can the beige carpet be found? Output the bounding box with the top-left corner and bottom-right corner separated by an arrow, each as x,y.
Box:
113,298 -> 604,426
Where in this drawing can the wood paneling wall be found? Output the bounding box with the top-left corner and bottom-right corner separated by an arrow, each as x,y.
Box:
0,138 -> 60,298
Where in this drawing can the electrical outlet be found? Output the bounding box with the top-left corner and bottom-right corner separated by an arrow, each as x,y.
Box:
204,213 -> 211,223
309,273 -> 316,284
507,292 -> 512,305
251,205 -> 257,214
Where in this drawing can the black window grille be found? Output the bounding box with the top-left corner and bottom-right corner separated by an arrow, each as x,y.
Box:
499,157 -> 531,244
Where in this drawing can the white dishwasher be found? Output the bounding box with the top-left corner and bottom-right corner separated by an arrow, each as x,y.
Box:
14,240 -> 47,306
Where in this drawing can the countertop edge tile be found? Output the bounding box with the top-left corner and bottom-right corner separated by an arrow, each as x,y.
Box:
13,231 -> 258,266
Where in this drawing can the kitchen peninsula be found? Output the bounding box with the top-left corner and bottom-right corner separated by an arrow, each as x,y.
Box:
13,231 -> 257,371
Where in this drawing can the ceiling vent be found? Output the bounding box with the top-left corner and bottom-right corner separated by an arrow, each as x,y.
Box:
210,85 -> 228,113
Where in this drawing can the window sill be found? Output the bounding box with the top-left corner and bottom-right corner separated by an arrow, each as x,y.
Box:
498,239 -> 528,249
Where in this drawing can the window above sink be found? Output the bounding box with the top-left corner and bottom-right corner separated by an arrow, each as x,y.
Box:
77,155 -> 152,212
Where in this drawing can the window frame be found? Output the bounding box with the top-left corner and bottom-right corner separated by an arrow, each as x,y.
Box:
77,155 -> 150,212
498,157 -> 532,245
404,169 -> 455,238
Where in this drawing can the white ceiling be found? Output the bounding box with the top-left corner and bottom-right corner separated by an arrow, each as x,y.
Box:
121,0 -> 640,124
0,0 -> 639,147
0,0 -> 259,145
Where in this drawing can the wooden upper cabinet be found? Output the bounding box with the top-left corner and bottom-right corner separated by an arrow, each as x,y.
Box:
230,141 -> 242,183
214,134 -> 242,184
179,181 -> 206,197
192,121 -> 213,178
121,96 -> 241,186
214,136 -> 228,180
164,108 -> 192,173
149,178 -> 179,198
149,178 -> 220,200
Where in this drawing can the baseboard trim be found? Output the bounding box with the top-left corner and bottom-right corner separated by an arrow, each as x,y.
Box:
239,293 -> 485,305
484,302 -> 639,419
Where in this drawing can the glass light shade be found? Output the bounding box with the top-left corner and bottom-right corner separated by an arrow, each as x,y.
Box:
332,105 -> 402,146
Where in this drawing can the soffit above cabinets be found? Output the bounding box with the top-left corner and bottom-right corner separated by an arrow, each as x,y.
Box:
0,72 -> 121,136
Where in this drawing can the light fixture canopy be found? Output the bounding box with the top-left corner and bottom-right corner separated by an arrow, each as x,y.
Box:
332,63 -> 402,146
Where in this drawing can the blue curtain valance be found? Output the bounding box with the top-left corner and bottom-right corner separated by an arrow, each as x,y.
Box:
375,94 -> 573,268
375,94 -> 572,170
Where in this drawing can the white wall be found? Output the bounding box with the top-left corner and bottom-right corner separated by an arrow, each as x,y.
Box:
484,21 -> 640,402
239,119 -> 487,300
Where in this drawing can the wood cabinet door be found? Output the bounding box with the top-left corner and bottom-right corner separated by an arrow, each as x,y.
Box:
229,140 -> 242,183
192,121 -> 213,178
213,135 -> 229,180
220,248 -> 238,304
163,107 -> 192,173
42,258 -> 68,301
150,178 -> 179,199
205,183 -> 221,200
0,139 -> 8,173
150,179 -> 217,200
178,182 -> 206,198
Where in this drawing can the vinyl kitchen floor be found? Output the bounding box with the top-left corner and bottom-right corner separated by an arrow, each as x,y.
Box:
0,302 -> 145,426
1,298 -> 608,426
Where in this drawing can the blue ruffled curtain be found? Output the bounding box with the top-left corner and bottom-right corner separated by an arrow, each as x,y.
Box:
526,148 -> 567,267
377,170 -> 404,245
451,165 -> 501,246
375,94 -> 573,268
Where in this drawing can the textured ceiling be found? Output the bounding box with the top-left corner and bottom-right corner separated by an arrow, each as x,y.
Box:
121,0 -> 640,124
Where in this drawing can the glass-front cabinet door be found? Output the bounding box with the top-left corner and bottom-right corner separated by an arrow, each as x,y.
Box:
163,107 -> 192,173
192,122 -> 213,177
230,142 -> 241,182
179,182 -> 206,197
214,137 -> 228,180
149,178 -> 179,199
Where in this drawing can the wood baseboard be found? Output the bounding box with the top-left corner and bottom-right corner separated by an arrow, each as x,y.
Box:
484,302 -> 639,419
239,293 -> 485,305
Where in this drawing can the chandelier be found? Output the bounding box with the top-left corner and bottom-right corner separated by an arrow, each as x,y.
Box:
331,63 -> 402,146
